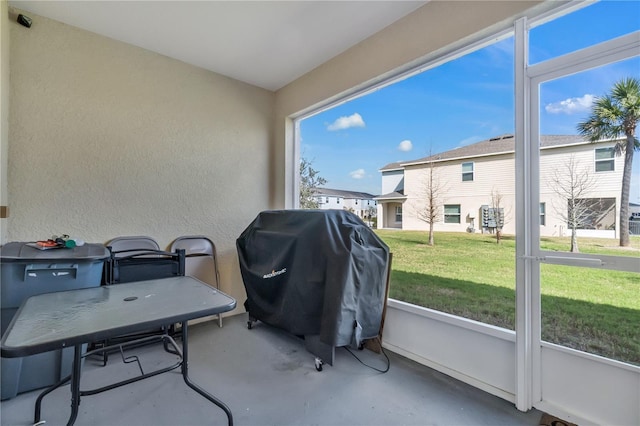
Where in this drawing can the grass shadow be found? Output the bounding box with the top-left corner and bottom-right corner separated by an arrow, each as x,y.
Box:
390,270 -> 640,366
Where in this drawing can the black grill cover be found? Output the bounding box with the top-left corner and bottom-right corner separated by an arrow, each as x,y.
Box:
236,210 -> 389,348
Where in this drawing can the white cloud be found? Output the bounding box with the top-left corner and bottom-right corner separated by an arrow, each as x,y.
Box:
349,168 -> 366,179
545,94 -> 594,115
327,113 -> 365,131
397,140 -> 413,151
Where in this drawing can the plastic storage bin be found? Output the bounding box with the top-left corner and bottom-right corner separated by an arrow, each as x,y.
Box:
0,242 -> 109,400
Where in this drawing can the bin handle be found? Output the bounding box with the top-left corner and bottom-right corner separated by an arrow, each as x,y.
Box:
24,263 -> 79,280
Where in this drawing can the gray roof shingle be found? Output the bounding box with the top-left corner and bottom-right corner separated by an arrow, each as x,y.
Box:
379,161 -> 405,172
374,190 -> 405,200
385,134 -> 589,170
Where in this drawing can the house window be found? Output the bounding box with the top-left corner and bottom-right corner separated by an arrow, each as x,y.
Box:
462,162 -> 474,181
595,147 -> 614,172
326,197 -> 329,203
337,198 -> 340,204
444,204 -> 461,223
568,198 -> 616,230
395,205 -> 402,222
355,200 -> 358,204
540,202 -> 546,226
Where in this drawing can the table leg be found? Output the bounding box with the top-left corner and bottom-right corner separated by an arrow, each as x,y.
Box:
180,321 -> 234,426
34,374 -> 71,423
66,344 -> 83,426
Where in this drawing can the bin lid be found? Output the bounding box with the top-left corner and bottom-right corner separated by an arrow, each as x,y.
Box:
0,242 -> 109,262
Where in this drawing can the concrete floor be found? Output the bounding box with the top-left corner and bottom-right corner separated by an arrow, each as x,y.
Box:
1,314 -> 544,426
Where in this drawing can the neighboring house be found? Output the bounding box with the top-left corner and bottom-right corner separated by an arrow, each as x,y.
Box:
374,162 -> 406,229
376,134 -> 625,239
313,188 -> 377,219
630,202 -> 640,236
630,202 -> 640,219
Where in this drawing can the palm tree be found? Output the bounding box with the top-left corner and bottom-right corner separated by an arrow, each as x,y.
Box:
577,77 -> 640,247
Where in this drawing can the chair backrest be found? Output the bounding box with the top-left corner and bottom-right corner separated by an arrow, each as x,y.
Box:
105,236 -> 160,257
105,248 -> 185,285
170,236 -> 219,289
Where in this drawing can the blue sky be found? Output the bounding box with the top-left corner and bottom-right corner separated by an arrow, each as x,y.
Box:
300,1 -> 640,200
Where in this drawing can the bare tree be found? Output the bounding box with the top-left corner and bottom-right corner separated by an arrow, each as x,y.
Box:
299,156 -> 327,209
549,156 -> 597,253
489,188 -> 507,244
366,206 -> 376,219
415,156 -> 446,246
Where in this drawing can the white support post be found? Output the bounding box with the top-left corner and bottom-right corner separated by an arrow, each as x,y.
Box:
514,17 -> 534,412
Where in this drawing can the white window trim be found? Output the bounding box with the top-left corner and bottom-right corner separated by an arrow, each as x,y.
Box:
444,204 -> 462,224
462,161 -> 474,181
526,23 -> 639,411
594,146 -> 615,172
395,205 -> 402,222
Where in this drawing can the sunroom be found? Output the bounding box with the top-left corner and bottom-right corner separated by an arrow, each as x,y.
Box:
1,1 -> 638,425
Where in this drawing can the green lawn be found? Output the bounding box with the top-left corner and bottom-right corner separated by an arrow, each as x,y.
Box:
375,230 -> 640,366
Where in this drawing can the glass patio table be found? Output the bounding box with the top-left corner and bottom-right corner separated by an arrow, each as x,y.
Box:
1,276 -> 237,426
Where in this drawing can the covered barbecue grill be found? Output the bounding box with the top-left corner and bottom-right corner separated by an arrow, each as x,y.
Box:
236,210 -> 389,370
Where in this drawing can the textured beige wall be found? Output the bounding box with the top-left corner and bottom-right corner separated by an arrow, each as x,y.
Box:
273,1 -> 549,208
5,1 -> 562,309
7,10 -> 274,309
1,1 -> 9,242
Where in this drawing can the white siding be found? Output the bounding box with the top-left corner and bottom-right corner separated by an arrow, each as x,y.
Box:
539,143 -> 623,238
354,198 -> 377,218
317,195 -> 376,218
381,170 -> 404,194
403,154 -> 517,234
317,196 -> 343,209
399,141 -> 622,238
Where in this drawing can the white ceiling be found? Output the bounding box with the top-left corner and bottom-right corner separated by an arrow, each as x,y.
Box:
10,1 -> 426,91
